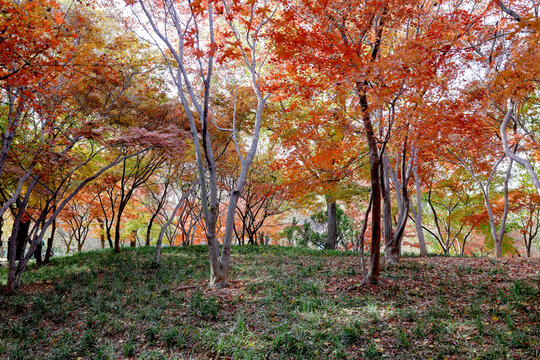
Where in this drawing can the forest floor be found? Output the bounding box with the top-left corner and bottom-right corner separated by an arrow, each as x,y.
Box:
0,246 -> 539,359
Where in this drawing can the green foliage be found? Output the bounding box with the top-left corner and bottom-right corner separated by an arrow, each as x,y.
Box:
0,246 -> 538,359
161,326 -> 185,348
189,291 -> 220,321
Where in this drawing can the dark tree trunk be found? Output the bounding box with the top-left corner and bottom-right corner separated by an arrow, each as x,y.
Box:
355,5 -> 386,286
10,219 -> 30,262
34,242 -> 42,266
146,213 -> 157,246
43,216 -> 56,264
114,190 -> 134,253
6,203 -> 32,294
114,218 -> 122,253
365,144 -> 382,284
356,84 -> 382,285
325,199 -> 338,250
106,229 -> 113,249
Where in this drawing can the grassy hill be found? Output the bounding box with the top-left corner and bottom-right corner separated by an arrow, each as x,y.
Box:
1,246 -> 539,359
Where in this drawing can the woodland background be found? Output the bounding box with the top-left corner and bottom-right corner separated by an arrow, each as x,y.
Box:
0,0 -> 540,358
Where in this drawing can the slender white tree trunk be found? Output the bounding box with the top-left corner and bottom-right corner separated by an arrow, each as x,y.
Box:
410,163 -> 428,256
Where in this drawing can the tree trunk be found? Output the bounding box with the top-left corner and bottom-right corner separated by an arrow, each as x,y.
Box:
6,206 -> 31,294
411,163 -> 428,256
358,193 -> 373,278
325,198 -> 338,250
146,199 -> 164,246
495,156 -> 514,258
209,190 -> 239,288
357,85 -> 382,284
356,5 -> 386,285
10,219 -> 30,262
153,187 -> 193,267
34,241 -> 42,266
114,214 -> 122,253
146,214 -> 156,246
365,142 -> 382,285
385,196 -> 409,265
381,156 -> 394,260
106,228 -> 113,249
0,94 -> 25,177
43,216 -> 56,264
382,151 -> 412,265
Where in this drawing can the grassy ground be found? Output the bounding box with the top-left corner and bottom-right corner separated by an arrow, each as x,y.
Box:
0,246 -> 539,359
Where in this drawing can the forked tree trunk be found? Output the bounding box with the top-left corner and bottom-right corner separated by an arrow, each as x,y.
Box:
146,186 -> 167,246
208,190 -> 239,288
138,0 -> 269,289
325,198 -> 338,250
358,86 -> 382,284
494,157 -> 514,257
106,228 -> 113,249
384,197 -> 409,265
456,152 -> 512,259
6,191 -> 33,294
382,150 -> 412,265
355,5 -> 386,285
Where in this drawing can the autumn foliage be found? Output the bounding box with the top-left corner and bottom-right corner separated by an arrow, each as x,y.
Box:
0,0 -> 539,296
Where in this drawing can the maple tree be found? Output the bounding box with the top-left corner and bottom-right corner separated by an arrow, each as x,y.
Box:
0,1 -> 186,293
128,0 -> 277,287
509,185 -> 540,257
269,0 -> 495,282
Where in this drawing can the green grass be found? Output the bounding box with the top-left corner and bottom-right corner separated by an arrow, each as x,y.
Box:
1,245 -> 539,359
